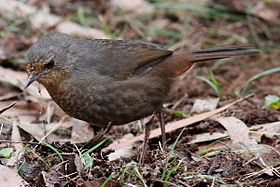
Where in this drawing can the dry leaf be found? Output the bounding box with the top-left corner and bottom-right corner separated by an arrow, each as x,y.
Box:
189,121 -> 280,145
7,120 -> 24,166
111,0 -> 153,15
250,121 -> 280,141
214,116 -> 257,147
0,102 -> 16,114
41,169 -> 61,186
253,121 -> 280,135
108,147 -> 136,161
0,165 -> 28,186
191,98 -> 220,113
214,0 -> 280,24
214,117 -> 279,169
30,11 -> 62,29
189,132 -> 228,144
57,22 -> 108,39
17,122 -> 61,142
74,154 -> 84,176
0,100 -> 43,123
107,133 -> 136,161
71,119 -> 94,144
0,0 -> 36,18
0,66 -> 50,100
0,0 -> 108,39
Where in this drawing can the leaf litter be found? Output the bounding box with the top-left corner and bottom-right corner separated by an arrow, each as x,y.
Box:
0,0 -> 279,186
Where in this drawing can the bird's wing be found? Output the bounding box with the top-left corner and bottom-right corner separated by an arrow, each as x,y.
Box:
78,39 -> 173,80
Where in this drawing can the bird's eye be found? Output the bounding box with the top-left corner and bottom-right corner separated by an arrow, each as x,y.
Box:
44,60 -> 54,69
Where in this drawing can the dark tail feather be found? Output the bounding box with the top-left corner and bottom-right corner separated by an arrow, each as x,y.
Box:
192,46 -> 259,62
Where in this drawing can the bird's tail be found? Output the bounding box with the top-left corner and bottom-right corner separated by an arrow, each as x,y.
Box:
155,46 -> 259,77
192,46 -> 259,62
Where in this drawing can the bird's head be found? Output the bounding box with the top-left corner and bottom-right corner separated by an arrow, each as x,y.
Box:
25,32 -> 73,88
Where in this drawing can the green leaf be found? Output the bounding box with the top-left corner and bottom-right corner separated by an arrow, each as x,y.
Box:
0,147 -> 13,159
82,152 -> 94,169
81,138 -> 109,169
82,137 -> 108,156
162,165 -> 181,184
265,95 -> 280,110
42,143 -> 64,162
209,71 -> 221,92
197,71 -> 221,96
171,111 -> 190,117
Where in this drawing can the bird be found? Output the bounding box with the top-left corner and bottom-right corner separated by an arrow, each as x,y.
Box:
25,32 -> 259,162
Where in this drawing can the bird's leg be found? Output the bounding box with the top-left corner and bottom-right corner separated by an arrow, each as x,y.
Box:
139,114 -> 154,164
157,111 -> 166,149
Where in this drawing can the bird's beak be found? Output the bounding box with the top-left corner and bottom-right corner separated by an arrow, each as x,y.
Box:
25,73 -> 37,89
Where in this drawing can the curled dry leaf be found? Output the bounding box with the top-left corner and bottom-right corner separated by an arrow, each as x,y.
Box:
41,165 -> 65,186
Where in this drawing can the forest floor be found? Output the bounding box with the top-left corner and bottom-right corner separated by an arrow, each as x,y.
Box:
0,0 -> 279,186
